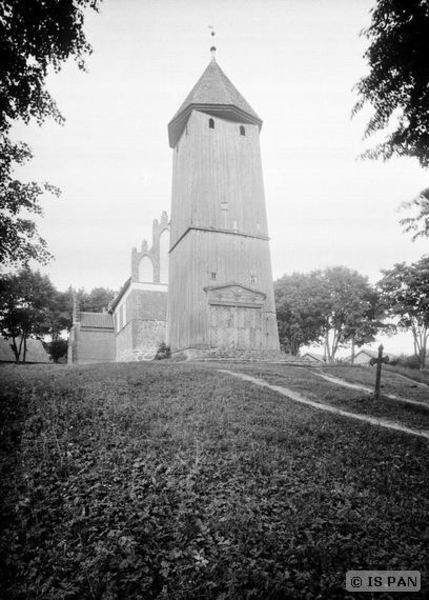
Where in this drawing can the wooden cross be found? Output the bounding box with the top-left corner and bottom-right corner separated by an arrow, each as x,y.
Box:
369,344 -> 389,400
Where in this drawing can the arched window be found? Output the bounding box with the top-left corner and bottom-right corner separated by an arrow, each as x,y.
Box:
209,118 -> 215,129
240,125 -> 246,136
138,255 -> 154,283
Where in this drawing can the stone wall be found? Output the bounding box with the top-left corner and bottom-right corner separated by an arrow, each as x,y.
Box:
115,319 -> 166,361
75,328 -> 116,364
116,321 -> 133,362
128,289 -> 167,321
134,319 -> 166,353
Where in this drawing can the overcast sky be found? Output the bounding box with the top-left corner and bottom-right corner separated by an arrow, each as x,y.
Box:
11,0 -> 429,354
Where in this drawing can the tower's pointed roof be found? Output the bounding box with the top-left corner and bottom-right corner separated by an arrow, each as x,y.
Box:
168,57 -> 262,148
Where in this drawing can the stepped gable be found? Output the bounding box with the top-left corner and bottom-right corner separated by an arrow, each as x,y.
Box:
168,58 -> 262,148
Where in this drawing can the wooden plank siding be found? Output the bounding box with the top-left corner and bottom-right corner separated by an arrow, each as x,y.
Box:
170,111 -> 269,245
168,229 -> 278,351
167,109 -> 279,353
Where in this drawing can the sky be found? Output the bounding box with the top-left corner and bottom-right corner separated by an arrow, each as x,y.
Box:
10,0 -> 429,355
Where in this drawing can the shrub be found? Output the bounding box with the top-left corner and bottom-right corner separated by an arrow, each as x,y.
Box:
48,339 -> 69,363
154,341 -> 171,360
389,353 -> 421,370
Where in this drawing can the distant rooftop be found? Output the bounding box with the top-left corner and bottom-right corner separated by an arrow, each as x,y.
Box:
0,337 -> 50,363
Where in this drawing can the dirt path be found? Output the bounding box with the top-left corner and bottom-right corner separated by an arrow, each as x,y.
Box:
391,372 -> 429,389
311,371 -> 429,409
220,369 -> 429,440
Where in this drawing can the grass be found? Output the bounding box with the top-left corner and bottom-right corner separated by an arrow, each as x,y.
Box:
1,361 -> 429,599
219,362 -> 429,432
323,364 -> 429,403
385,363 -> 429,386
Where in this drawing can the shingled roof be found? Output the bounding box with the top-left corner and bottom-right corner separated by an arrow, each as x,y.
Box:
0,338 -> 15,362
0,337 -> 50,363
168,58 -> 262,148
80,312 -> 114,329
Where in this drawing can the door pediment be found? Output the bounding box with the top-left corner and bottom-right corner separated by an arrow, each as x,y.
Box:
204,282 -> 265,307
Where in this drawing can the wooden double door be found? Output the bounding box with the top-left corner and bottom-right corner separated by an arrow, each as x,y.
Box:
209,304 -> 263,349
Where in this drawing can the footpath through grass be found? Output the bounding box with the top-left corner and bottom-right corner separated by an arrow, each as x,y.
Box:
1,362 -> 428,599
221,362 -> 429,434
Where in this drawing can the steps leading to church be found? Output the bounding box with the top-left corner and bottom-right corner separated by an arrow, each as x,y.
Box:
172,347 -> 316,366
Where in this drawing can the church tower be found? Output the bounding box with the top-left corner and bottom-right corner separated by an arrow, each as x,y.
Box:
167,49 -> 280,355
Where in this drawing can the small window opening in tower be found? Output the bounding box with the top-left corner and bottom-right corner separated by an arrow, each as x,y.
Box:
221,201 -> 228,211
209,118 -> 215,129
210,272 -> 217,280
250,275 -> 257,284
240,125 -> 246,136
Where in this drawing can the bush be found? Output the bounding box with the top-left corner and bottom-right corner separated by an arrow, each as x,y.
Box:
48,339 -> 69,363
389,353 -> 421,370
154,341 -> 171,360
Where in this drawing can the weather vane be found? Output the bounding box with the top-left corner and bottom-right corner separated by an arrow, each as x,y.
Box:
208,25 -> 216,59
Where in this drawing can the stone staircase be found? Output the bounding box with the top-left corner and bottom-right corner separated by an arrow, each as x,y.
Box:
174,347 -> 314,366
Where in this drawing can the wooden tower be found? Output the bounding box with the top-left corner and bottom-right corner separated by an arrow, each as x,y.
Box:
167,50 -> 280,355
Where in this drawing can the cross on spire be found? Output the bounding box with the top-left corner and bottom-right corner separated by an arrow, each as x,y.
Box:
208,25 -> 216,60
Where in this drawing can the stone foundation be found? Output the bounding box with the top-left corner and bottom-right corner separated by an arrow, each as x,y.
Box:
171,346 -> 315,364
116,319 -> 166,362
117,347 -> 159,362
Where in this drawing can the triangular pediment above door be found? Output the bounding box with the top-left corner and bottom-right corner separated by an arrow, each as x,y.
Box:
204,282 -> 265,307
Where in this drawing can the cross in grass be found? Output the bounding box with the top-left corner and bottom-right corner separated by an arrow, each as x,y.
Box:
369,344 -> 390,400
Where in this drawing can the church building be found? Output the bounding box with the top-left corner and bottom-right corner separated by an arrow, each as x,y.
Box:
69,51 -> 279,362
68,213 -> 169,363
166,48 -> 279,355
112,211 -> 169,361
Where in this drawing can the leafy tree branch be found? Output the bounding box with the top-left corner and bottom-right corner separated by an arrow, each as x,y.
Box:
0,0 -> 100,267
354,1 -> 429,168
378,257 -> 429,368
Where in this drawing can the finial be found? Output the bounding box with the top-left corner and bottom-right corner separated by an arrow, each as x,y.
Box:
208,25 -> 216,60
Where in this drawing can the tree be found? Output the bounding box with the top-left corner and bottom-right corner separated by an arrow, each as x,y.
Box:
378,257 -> 429,368
79,287 -> 116,313
42,285 -> 116,342
0,137 -> 60,266
0,268 -> 58,362
320,266 -> 383,362
1,0 -> 100,267
353,1 -> 429,168
274,272 -> 328,355
275,267 -> 384,361
42,285 -> 116,338
400,186 -> 429,241
48,338 -> 69,363
45,289 -> 74,340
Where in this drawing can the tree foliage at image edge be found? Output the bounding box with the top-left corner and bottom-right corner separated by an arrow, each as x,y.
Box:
354,0 -> 429,168
0,0 -> 100,267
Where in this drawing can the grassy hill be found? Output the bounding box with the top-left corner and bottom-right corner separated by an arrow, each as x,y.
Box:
1,361 -> 428,599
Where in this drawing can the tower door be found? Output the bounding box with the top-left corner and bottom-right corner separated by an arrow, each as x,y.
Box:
209,304 -> 263,350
